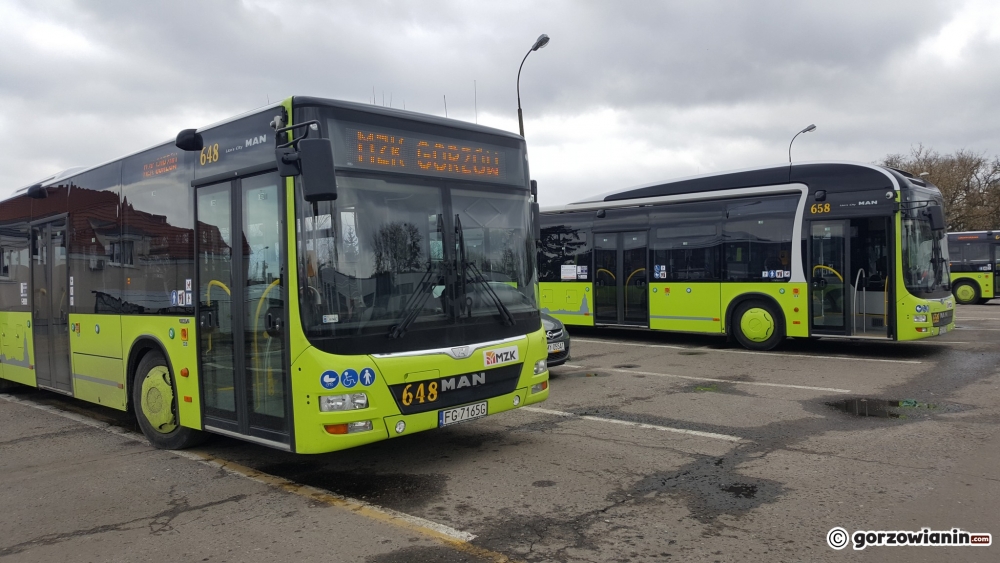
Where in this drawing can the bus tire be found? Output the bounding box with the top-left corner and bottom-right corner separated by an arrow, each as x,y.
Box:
952,281 -> 979,305
132,349 -> 205,450
732,299 -> 784,351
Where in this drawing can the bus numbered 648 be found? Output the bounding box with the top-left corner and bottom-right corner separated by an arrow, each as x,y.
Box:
539,162 -> 955,350
0,96 -> 549,453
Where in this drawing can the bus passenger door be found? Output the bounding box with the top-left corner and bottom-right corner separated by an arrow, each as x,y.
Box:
594,234 -> 618,324
196,172 -> 291,449
994,243 -> 999,296
809,221 -> 848,335
31,220 -> 72,394
593,231 -> 648,326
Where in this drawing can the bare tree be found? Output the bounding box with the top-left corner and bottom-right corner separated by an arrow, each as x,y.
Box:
372,222 -> 423,274
881,146 -> 1000,230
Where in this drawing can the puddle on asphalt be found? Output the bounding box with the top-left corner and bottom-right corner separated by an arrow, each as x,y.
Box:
826,398 -> 938,418
613,364 -> 639,369
678,350 -> 708,356
721,483 -> 757,499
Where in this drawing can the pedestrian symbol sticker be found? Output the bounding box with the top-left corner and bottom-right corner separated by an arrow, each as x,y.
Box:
341,368 -> 359,388
360,368 -> 376,386
320,370 -> 339,389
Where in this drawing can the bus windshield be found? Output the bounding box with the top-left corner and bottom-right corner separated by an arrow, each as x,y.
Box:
297,173 -> 538,355
901,209 -> 951,298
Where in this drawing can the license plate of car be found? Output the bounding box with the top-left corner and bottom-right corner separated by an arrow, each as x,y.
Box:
439,401 -> 488,427
547,342 -> 565,353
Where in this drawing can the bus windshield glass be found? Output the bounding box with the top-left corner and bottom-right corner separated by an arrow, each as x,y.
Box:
297,173 -> 538,355
901,207 -> 951,298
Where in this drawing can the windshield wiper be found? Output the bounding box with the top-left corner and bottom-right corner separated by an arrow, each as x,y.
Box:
388,214 -> 445,339
455,214 -> 515,326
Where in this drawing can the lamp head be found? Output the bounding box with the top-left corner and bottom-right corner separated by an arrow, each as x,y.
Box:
801,124 -> 816,134
532,34 -> 550,51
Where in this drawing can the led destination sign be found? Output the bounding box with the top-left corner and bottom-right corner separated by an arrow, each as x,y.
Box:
336,123 -> 521,185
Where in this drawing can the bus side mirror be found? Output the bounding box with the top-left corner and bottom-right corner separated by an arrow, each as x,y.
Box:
26,183 -> 47,199
175,129 -> 204,152
925,205 -> 945,231
277,138 -> 338,202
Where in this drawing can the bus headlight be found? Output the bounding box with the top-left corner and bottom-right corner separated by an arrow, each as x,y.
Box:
320,393 -> 369,412
534,359 -> 547,375
913,314 -> 927,323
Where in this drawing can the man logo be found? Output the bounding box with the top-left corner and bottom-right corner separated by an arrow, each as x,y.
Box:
450,346 -> 472,359
484,345 -> 519,366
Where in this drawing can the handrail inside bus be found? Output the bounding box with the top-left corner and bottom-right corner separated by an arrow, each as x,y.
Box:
624,268 -> 646,319
253,278 -> 282,409
205,280 -> 232,352
597,268 -> 616,280
625,268 -> 645,287
812,265 -> 843,282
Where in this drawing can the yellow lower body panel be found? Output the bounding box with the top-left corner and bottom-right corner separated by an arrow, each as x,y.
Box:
71,354 -> 126,410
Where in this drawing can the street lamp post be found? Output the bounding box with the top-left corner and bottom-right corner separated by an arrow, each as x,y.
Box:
788,124 -> 816,163
517,34 -> 550,138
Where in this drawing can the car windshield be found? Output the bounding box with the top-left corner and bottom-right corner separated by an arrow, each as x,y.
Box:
901,208 -> 951,298
297,174 -> 538,355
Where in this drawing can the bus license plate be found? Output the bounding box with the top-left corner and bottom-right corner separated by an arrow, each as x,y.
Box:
939,326 -> 947,334
547,342 -> 565,353
439,402 -> 488,427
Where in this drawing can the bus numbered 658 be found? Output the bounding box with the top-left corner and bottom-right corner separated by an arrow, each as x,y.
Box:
539,162 -> 955,350
0,96 -> 549,453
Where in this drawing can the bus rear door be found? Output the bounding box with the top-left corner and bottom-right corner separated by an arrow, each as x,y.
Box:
31,219 -> 72,394
593,231 -> 648,326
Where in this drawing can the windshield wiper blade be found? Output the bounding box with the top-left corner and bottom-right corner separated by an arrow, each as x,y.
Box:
388,265 -> 439,339
389,214 -> 445,339
455,214 -> 515,327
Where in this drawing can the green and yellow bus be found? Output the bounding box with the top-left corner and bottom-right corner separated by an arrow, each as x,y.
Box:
0,96 -> 549,452
948,231 -> 998,304
539,162 -> 955,350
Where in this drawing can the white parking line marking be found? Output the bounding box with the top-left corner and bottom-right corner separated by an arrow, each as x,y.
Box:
957,317 -> 1000,321
521,406 -> 743,442
957,327 -> 1000,331
560,363 -> 852,394
572,337 -> 922,364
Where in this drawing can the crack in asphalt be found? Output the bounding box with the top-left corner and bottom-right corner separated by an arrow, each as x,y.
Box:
0,489 -> 248,557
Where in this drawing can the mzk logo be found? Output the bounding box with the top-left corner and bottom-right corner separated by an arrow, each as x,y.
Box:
484,345 -> 519,366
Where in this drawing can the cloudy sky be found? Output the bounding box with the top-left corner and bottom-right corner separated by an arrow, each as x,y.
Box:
2,0 -> 999,205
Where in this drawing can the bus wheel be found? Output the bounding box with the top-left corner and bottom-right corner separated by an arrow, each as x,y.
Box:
132,350 -> 205,450
952,281 -> 979,305
733,300 -> 784,351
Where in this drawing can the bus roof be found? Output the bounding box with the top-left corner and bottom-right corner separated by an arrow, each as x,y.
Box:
546,161 -> 931,213
12,96 -> 521,196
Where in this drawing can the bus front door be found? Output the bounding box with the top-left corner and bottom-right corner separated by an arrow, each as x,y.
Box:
593,232 -> 648,326
196,172 -> 291,449
809,221 -> 848,334
31,220 -> 72,394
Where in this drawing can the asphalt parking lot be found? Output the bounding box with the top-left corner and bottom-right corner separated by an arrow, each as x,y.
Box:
2,303 -> 998,562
